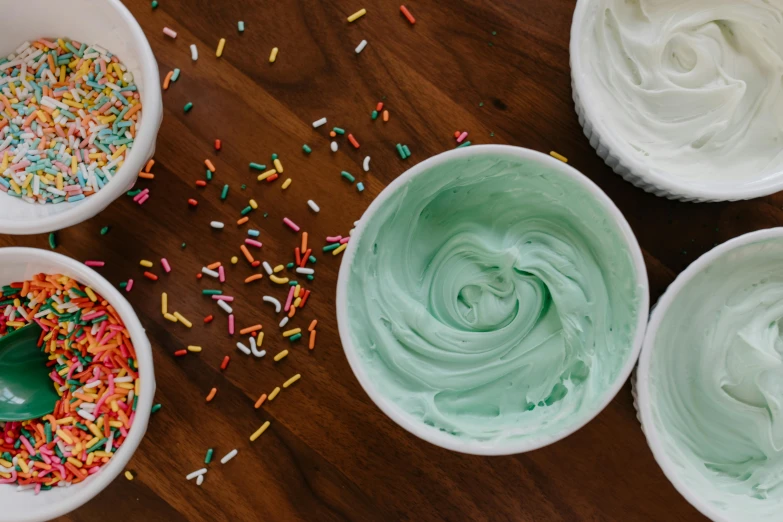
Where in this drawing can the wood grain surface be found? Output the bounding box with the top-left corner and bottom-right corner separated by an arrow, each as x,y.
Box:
4,0 -> 761,519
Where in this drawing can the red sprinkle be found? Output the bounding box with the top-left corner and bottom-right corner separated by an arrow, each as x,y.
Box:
400,5 -> 416,24
347,133 -> 360,148
295,247 -> 301,266
299,249 -> 311,268
196,273 -> 203,279
196,180 -> 207,187
266,173 -> 279,183
376,102 -> 384,111
251,260 -> 261,267
204,315 -> 214,323
143,271 -> 158,281
300,289 -> 311,309
188,198 -> 198,206
174,349 -> 187,357
220,356 -> 230,370
214,139 -> 221,151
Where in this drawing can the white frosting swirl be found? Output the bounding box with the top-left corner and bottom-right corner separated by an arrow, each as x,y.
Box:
578,0 -> 783,186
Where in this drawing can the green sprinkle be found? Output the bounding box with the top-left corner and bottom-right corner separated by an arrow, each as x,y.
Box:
202,289 -> 223,295
240,205 -> 253,216
302,144 -> 312,154
306,274 -> 314,281
396,143 -> 405,159
171,68 -> 180,82
205,448 -> 214,464
492,30 -> 497,36
490,132 -> 495,137
238,21 -> 245,32
286,262 -> 295,269
221,184 -> 229,200
323,243 -> 340,252
206,169 -> 213,181
241,184 -> 247,190
48,232 -> 57,250
332,127 -> 345,135
271,153 -> 278,161
184,102 -> 193,112
249,162 -> 266,171
100,226 -> 110,235
44,423 -> 52,443
181,242 -> 187,249
309,255 -> 316,263
456,141 -> 471,148
288,280 -> 298,286
151,403 -> 162,413
371,110 -> 378,120
402,145 -> 411,158
263,212 -> 268,218
479,102 -> 484,107
127,189 -> 142,197
289,333 -> 302,342
341,171 -> 356,183
151,0 -> 158,8
119,281 -> 127,288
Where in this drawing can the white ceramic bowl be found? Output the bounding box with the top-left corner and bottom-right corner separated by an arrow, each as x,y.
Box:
0,247 -> 155,522
636,228 -> 783,522
336,145 -> 650,455
0,0 -> 162,235
570,0 -> 783,202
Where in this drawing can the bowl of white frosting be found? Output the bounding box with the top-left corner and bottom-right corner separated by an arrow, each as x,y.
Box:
337,145 -> 650,455
636,228 -> 783,521
571,0 -> 783,202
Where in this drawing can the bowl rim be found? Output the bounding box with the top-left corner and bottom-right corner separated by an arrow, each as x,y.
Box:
336,144 -> 650,455
0,247 -> 155,522
569,0 -> 783,202
0,0 -> 163,235
636,227 -> 783,522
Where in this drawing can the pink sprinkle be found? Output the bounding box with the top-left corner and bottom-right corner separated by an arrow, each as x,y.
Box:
218,265 -> 225,283
212,295 -> 234,302
284,285 -> 295,312
138,193 -> 150,205
340,237 -> 351,244
163,27 -> 178,39
326,235 -> 342,242
161,258 -> 171,273
84,260 -> 105,267
228,314 -> 235,335
283,217 -> 300,232
245,238 -> 263,248
126,279 -> 134,292
457,131 -> 468,143
132,188 -> 149,202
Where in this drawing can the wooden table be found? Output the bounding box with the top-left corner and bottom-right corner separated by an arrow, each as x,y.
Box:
3,0 -> 749,519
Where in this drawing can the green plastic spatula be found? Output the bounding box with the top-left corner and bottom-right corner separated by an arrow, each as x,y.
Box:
0,322 -> 59,421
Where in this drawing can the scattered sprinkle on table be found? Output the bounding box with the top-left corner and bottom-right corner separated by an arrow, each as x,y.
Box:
355,40 -> 368,54
347,8 -> 367,22
550,151 -> 568,163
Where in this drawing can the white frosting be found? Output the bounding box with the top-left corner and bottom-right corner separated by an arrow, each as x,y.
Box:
577,0 -> 783,186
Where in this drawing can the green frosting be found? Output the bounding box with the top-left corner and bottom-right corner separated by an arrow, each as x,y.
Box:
650,237 -> 783,520
347,152 -> 642,443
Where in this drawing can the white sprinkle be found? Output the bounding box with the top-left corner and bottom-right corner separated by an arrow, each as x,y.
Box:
307,200 -> 320,213
295,267 -> 314,275
217,299 -> 233,314
312,117 -> 327,128
279,316 -> 289,328
363,156 -> 371,172
263,295 -> 282,313
220,449 -> 238,464
355,40 -> 368,54
236,342 -> 251,355
330,141 -> 338,152
262,261 -> 273,275
186,468 -> 208,480
196,474 -> 204,486
250,335 -> 266,358
77,409 -> 96,422
190,44 -> 198,61
210,221 -> 224,229
201,267 -> 219,278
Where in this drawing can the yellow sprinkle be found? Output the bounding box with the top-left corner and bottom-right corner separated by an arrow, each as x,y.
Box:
268,386 -> 281,401
187,345 -> 202,353
216,38 -> 226,57
164,312 -> 178,323
273,158 -> 283,173
269,275 -> 289,284
231,256 -> 239,264
88,423 -> 102,438
6,321 -> 26,328
173,312 -> 192,328
249,199 -> 258,209
249,421 -> 271,442
86,453 -> 96,466
0,152 -> 8,171
140,259 -> 153,268
93,451 -> 112,458
274,350 -> 289,362
84,287 -> 98,302
282,328 -> 301,338
110,145 -> 127,160
135,378 -> 140,396
549,151 -> 568,163
66,457 -> 83,468
0,459 -> 11,468
333,243 -> 347,256
56,429 -> 73,444
85,437 -> 101,449
273,264 -> 285,273
269,47 -> 279,63
257,169 -> 277,181
283,374 -> 301,388
294,285 -> 301,298
281,178 -> 292,190
161,292 -> 168,315
257,332 -> 264,347
124,470 -> 134,481
347,8 -> 367,22
116,383 -> 134,390
293,297 -> 302,308
0,472 -> 9,479
17,458 -> 29,474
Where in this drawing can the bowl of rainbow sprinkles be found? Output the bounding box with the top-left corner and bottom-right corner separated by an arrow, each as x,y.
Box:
0,247 -> 155,522
0,0 -> 162,235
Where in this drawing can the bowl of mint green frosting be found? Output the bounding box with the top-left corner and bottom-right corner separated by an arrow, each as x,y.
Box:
638,229 -> 783,521
337,145 -> 649,454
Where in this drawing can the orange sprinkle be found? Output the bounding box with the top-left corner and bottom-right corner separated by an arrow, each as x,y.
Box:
400,5 -> 416,24
205,159 -> 216,172
163,70 -> 174,90
237,216 -> 249,225
240,245 -> 255,263
301,232 -> 308,253
288,306 -> 296,318
239,325 -> 262,335
138,172 -> 154,180
308,319 -> 318,331
382,110 -> 389,122
204,315 -> 214,323
144,159 -> 155,172
254,394 -> 267,408
309,330 -> 316,350
143,271 -> 158,281
376,102 -> 384,111
206,388 -> 217,402
329,131 -> 336,138
207,261 -> 221,270
244,274 -> 264,283
347,134 -> 360,148
220,356 -> 230,370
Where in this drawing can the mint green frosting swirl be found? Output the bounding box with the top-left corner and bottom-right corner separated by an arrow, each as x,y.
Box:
346,151 -> 643,444
650,237 -> 783,520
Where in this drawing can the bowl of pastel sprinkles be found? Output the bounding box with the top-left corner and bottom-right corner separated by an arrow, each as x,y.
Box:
0,247 -> 154,522
0,0 -> 162,235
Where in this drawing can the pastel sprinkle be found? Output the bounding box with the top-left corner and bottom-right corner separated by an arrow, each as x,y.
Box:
355,40 -> 368,54
347,8 -> 367,22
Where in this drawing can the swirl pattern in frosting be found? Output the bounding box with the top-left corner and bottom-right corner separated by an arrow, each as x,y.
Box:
650,237 -> 783,521
578,0 -> 783,186
346,151 -> 643,444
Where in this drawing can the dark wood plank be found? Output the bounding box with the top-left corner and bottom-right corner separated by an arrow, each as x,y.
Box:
0,0 -> 730,519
